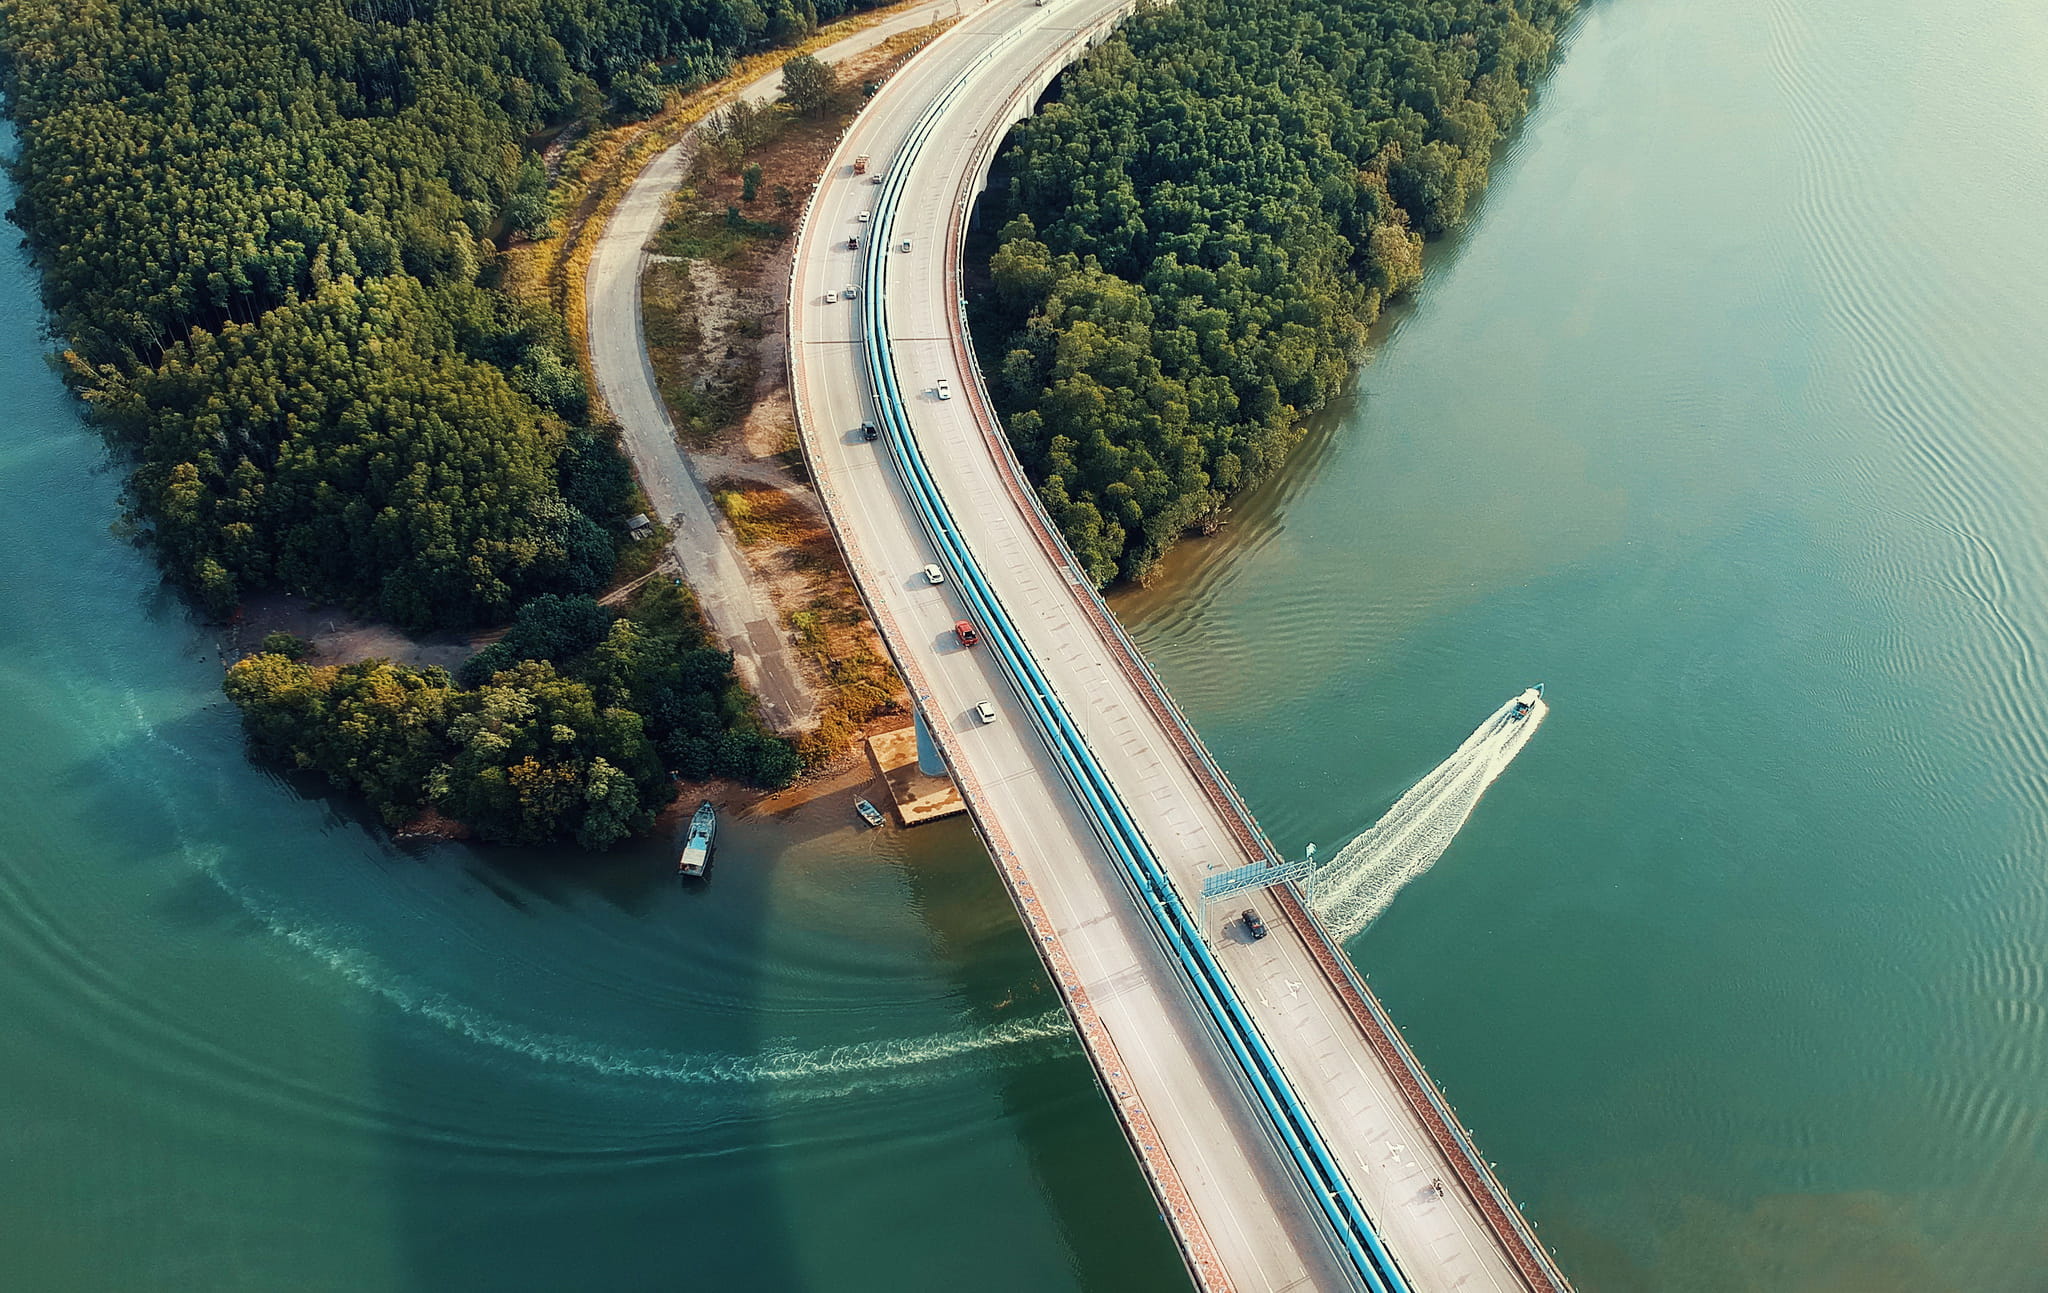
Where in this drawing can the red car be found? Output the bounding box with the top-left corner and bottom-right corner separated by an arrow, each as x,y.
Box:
954,620 -> 979,648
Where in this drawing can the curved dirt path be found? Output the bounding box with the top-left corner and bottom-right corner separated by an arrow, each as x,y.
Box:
586,1 -> 951,731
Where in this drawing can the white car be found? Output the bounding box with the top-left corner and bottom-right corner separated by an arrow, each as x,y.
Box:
824,291 -> 837,304
936,376 -> 952,401
900,238 -> 912,253
858,211 -> 870,222
975,701 -> 997,725
921,563 -> 944,585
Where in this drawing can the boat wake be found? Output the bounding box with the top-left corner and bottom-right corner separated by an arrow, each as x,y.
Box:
183,849 -> 1076,1102
1309,690 -> 1548,941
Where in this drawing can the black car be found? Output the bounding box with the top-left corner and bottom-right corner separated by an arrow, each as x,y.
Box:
861,423 -> 879,441
1241,908 -> 1267,940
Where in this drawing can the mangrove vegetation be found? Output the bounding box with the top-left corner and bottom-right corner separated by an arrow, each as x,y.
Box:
0,0 -> 876,838
980,0 -> 1573,584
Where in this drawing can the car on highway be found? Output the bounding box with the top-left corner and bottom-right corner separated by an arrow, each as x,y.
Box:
848,236 -> 859,250
860,422 -> 879,441
1241,909 -> 1267,940
936,376 -> 952,401
921,563 -> 945,585
954,620 -> 979,647
844,284 -> 857,299
871,173 -> 884,184
824,291 -> 837,304
975,701 -> 998,725
900,238 -> 912,252
858,210 -> 870,222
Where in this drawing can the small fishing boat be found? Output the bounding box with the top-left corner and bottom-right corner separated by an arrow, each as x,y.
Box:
854,798 -> 886,828
678,800 -> 716,877
1509,683 -> 1545,721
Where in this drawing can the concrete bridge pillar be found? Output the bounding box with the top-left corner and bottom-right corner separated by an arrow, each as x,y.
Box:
914,706 -> 948,777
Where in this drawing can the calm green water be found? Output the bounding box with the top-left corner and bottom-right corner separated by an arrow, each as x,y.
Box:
0,114 -> 1179,1289
6,0 -> 2048,1287
1122,0 -> 2048,1287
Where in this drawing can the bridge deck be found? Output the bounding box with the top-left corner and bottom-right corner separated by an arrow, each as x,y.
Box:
785,3 -> 1567,1288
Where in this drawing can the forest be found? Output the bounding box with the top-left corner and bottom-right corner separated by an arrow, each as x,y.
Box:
227,583 -> 798,846
979,0 -> 1573,585
1,0 -> 860,838
1,0 -> 880,621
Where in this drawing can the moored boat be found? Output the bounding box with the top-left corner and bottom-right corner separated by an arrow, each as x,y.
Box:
678,800 -> 716,877
854,798 -> 886,828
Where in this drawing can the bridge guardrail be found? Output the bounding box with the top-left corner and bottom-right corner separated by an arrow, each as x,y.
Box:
859,21 -> 1409,1293
789,3 -> 1568,1289
781,17 -> 1236,1293
934,21 -> 1572,1293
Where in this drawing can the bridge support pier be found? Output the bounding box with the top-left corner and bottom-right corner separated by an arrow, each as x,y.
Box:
914,705 -> 948,777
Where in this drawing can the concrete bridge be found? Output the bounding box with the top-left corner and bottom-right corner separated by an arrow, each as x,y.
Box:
785,3 -> 1573,1287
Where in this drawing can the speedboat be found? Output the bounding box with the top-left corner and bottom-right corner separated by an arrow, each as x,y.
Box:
1509,683 -> 1545,721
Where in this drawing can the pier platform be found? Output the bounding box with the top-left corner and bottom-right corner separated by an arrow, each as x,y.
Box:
865,725 -> 965,826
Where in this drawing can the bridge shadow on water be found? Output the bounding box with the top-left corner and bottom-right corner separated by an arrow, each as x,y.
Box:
893,818 -> 1193,1293
85,663 -> 1188,1289
363,805 -> 808,1292
128,727 -> 812,1291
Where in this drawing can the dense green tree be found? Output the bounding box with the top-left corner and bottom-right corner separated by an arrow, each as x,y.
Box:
611,68 -> 668,120
225,655 -> 461,825
223,580 -> 795,846
779,52 -> 836,115
1,0 -> 885,625
459,593 -> 618,685
437,659 -> 665,847
7,0 -> 842,847
983,0 -> 1572,584
82,276 -> 588,626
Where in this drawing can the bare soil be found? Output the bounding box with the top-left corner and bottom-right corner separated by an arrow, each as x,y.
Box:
644,29 -> 951,767
231,592 -> 489,670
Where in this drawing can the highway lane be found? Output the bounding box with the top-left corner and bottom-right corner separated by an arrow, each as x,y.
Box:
789,3 -> 1559,1288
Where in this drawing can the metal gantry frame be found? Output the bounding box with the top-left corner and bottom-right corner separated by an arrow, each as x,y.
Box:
1200,843 -> 1316,934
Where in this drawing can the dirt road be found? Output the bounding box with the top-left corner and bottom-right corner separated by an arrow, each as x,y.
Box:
585,1 -> 952,732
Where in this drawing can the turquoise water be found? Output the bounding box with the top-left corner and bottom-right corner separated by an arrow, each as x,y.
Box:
7,0 -> 2048,1286
0,133 -> 1177,1292
1122,0 -> 2048,1286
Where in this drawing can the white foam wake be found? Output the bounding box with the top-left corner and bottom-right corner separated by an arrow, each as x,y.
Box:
134,684 -> 1077,1102
1309,692 -> 1548,941
184,847 -> 1075,1100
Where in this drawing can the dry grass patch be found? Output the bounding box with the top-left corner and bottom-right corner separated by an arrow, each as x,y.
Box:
629,27 -> 952,765
499,0 -> 941,401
